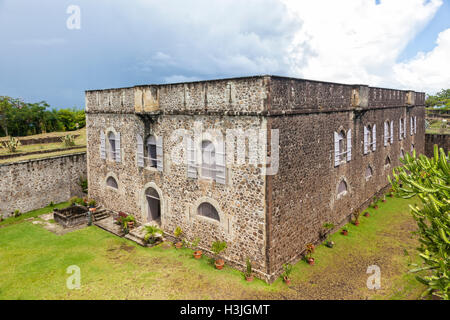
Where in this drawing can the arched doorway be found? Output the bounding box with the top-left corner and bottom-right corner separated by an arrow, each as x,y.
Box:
145,187 -> 161,223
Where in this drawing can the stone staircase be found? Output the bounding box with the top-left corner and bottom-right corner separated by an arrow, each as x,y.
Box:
91,206 -> 110,222
125,226 -> 148,247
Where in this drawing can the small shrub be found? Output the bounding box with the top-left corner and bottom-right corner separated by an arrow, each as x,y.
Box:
49,201 -> 55,207
13,210 -> 21,218
61,134 -> 75,147
88,199 -> 96,207
1,137 -> 21,153
78,176 -> 88,193
144,225 -> 163,244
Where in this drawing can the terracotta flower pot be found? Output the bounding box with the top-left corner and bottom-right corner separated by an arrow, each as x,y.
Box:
342,230 -> 348,236
354,220 -> 360,226
215,259 -> 225,270
175,242 -> 183,249
283,276 -> 291,285
245,275 -> 254,282
307,257 -> 315,266
364,212 -> 370,217
374,205 -> 379,209
382,199 -> 386,203
389,194 -> 393,198
193,250 -> 202,259
127,221 -> 134,229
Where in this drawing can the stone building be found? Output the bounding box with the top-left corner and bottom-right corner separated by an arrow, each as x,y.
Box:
85,75 -> 425,282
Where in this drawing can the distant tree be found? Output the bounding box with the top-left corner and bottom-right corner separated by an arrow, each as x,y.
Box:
425,89 -> 450,110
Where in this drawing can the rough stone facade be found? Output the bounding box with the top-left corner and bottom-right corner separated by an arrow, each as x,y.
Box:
425,133 -> 449,157
85,75 -> 425,282
0,152 -> 87,217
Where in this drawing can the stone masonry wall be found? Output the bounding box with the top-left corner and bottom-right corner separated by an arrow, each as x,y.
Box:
266,77 -> 425,279
86,81 -> 270,277
0,152 -> 87,217
425,133 -> 450,157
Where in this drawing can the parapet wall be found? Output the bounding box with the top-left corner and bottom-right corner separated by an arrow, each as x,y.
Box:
85,75 -> 425,116
0,153 -> 87,217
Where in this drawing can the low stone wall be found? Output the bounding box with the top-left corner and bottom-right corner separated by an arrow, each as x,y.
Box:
0,152 -> 87,217
425,134 -> 450,157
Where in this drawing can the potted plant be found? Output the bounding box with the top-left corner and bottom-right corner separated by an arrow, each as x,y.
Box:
352,210 -> 361,226
174,226 -> 183,248
211,240 -> 227,270
321,222 -> 335,248
305,243 -> 315,265
144,225 -> 163,245
282,263 -> 292,284
372,197 -> 379,209
326,240 -> 335,248
189,238 -> 202,259
244,258 -> 253,282
363,211 -> 370,217
88,200 -> 97,212
341,228 -> 348,236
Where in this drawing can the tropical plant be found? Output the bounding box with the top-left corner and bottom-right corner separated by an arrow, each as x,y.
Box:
88,199 -> 96,207
13,209 -> 21,218
144,225 -> 163,244
1,136 -> 21,153
174,226 -> 183,240
389,145 -> 449,300
211,240 -> 227,259
282,263 -> 293,279
245,258 -> 252,278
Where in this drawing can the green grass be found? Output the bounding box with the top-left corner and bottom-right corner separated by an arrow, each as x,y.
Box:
0,202 -> 70,228
0,196 -> 426,300
0,128 -> 86,164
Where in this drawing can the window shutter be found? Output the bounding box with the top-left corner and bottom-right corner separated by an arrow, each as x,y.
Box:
115,132 -> 121,163
410,117 -> 413,135
100,131 -> 106,159
156,136 -> 163,172
403,118 -> 407,139
390,120 -> 394,144
346,129 -> 352,162
384,122 -> 388,146
215,140 -> 226,184
363,126 -> 369,154
334,132 -> 340,167
136,134 -> 144,167
372,125 -> 376,151
399,119 -> 402,140
187,137 -> 197,178
414,116 -> 417,134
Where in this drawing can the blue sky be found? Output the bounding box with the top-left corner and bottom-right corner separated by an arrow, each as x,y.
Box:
0,0 -> 449,110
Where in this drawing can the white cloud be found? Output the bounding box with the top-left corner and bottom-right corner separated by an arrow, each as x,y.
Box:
392,28 -> 450,94
282,0 -> 444,91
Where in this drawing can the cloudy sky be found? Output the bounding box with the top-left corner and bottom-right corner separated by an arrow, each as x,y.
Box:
0,0 -> 449,109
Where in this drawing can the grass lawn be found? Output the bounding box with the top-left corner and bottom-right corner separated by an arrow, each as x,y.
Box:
0,196 -> 427,300
0,128 -> 86,164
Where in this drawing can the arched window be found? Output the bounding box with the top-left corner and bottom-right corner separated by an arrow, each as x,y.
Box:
337,180 -> 347,196
108,132 -> 116,160
201,140 -> 216,179
367,125 -> 372,146
385,156 -> 391,166
145,187 -> 161,222
365,166 -> 373,179
197,202 -> 220,221
106,176 -> 118,189
146,135 -> 157,168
